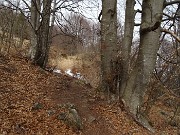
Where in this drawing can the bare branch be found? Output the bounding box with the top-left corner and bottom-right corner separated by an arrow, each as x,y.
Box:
154,69 -> 180,99
157,53 -> 179,64
135,9 -> 142,13
165,0 -> 180,7
161,28 -> 180,42
140,21 -> 161,34
134,23 -> 141,26
136,0 -> 142,6
98,10 -> 102,23
21,0 -> 31,10
163,12 -> 174,21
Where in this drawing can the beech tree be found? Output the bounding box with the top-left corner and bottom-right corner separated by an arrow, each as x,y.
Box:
101,0 -> 180,132
100,0 -> 118,94
28,0 -> 52,68
122,0 -> 164,131
28,0 -> 41,61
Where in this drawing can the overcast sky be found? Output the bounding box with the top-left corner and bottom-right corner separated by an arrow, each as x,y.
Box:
0,0 -> 142,35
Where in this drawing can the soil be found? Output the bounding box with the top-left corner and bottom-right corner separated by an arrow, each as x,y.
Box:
0,54 -> 179,135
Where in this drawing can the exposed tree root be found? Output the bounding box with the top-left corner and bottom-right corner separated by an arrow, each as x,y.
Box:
135,113 -> 155,133
122,99 -> 155,133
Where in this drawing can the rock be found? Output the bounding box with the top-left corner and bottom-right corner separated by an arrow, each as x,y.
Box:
58,108 -> 83,130
169,120 -> 179,127
88,115 -> 96,123
47,110 -> 55,116
57,103 -> 64,108
65,102 -> 76,109
57,103 -> 76,109
31,102 -> 43,110
58,112 -> 67,120
67,108 -> 83,130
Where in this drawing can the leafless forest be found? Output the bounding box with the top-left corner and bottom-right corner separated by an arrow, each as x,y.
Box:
0,0 -> 180,134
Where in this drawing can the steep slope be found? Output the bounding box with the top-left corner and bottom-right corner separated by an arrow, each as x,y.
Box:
0,54 -> 178,135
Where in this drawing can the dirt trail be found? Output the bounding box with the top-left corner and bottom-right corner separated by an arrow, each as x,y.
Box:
50,77 -> 112,135
0,54 -> 178,135
0,54 -> 112,135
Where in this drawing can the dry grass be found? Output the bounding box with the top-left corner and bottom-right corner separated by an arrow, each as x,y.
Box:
48,46 -> 101,88
0,38 -> 30,57
0,39 -> 101,88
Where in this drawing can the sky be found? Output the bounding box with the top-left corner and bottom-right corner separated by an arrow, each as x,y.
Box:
0,0 -> 142,23
0,0 -> 142,38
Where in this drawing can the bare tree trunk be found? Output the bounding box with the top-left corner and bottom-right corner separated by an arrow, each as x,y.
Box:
34,0 -> 51,68
100,0 -> 117,94
120,0 -> 136,96
122,0 -> 164,132
170,5 -> 180,126
28,0 -> 52,68
177,6 -> 180,94
49,0 -> 56,43
29,0 -> 41,60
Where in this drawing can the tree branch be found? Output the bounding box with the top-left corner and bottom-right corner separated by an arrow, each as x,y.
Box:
140,21 -> 161,34
161,28 -> 180,42
157,53 -> 179,64
134,23 -> 141,26
98,10 -> 102,23
165,0 -> 180,7
21,0 -> 31,10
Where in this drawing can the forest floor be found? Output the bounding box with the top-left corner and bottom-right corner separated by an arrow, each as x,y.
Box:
0,54 -> 179,135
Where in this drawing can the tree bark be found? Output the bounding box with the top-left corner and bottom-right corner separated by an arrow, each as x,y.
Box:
100,0 -> 117,93
120,0 -> 136,97
49,0 -> 56,43
34,0 -> 51,68
122,0 -> 164,132
177,6 -> 180,93
29,0 -> 40,60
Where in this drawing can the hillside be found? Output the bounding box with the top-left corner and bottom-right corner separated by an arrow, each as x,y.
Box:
0,54 -> 178,135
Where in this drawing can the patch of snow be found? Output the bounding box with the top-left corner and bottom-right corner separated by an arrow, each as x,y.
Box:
53,68 -> 87,83
74,72 -> 81,79
53,69 -> 62,74
74,73 -> 85,80
65,69 -> 74,77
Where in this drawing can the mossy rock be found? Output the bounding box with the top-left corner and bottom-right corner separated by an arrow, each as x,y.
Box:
58,108 -> 83,130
